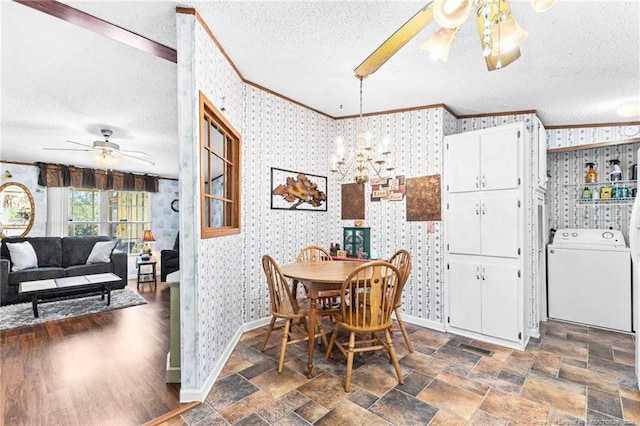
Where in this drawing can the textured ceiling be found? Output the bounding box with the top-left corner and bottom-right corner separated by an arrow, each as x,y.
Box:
2,1 -> 640,178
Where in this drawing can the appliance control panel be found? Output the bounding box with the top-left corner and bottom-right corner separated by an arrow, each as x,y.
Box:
552,228 -> 627,247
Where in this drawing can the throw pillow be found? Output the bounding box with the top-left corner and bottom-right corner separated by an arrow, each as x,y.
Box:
86,240 -> 118,264
6,241 -> 38,272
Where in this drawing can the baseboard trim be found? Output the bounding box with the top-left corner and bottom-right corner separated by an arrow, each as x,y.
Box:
398,313 -> 446,332
179,317 -> 271,402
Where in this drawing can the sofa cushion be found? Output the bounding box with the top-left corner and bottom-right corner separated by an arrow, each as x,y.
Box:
2,237 -> 63,267
62,236 -> 112,267
6,241 -> 38,271
66,263 -> 115,277
86,240 -> 118,264
8,267 -> 66,286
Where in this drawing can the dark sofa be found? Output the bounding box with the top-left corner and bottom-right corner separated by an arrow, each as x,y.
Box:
0,236 -> 127,306
161,232 -> 179,282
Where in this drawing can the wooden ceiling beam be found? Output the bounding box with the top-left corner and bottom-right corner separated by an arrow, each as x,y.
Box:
13,0 -> 177,63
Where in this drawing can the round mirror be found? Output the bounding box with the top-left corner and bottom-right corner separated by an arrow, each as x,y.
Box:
0,182 -> 35,238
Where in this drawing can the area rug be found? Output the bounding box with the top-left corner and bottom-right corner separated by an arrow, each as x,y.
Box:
0,287 -> 148,331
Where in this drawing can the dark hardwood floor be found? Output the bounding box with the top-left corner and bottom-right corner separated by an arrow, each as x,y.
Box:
0,280 -> 181,426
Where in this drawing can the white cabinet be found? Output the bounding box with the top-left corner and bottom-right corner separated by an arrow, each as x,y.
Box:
446,125 -> 520,193
447,194 -> 519,258
448,260 -> 520,342
444,122 -> 533,350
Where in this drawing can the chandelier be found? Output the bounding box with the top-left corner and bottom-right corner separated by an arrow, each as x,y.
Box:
330,78 -> 394,184
421,0 -> 556,70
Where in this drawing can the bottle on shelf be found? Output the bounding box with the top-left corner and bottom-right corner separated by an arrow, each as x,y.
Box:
609,159 -> 623,181
585,162 -> 597,183
581,187 -> 592,200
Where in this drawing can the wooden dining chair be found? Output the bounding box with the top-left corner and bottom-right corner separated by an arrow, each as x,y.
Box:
293,246 -> 340,314
389,249 -> 414,352
325,261 -> 404,392
261,255 -> 329,373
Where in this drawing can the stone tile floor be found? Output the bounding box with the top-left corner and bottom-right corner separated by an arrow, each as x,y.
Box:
159,320 -> 640,425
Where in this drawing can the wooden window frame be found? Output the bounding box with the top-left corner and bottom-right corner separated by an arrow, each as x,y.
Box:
199,91 -> 241,238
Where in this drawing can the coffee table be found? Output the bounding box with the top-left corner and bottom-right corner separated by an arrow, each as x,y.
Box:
19,273 -> 121,318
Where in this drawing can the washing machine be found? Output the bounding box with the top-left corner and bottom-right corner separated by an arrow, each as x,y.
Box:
547,228 -> 632,332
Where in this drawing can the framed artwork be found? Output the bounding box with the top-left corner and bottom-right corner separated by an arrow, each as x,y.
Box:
371,175 -> 406,201
406,174 -> 441,221
271,168 -> 327,211
341,183 -> 365,219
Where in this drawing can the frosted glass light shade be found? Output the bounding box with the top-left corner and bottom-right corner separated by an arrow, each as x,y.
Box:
490,14 -> 528,56
433,0 -> 472,29
421,28 -> 458,62
529,0 -> 556,13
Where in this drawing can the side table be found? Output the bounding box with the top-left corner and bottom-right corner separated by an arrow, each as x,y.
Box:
136,257 -> 157,290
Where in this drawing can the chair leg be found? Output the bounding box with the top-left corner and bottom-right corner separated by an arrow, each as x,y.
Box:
395,308 -> 414,353
316,314 -> 329,350
344,331 -> 356,392
278,319 -> 291,373
325,323 -> 339,359
261,316 -> 277,351
384,328 -> 403,385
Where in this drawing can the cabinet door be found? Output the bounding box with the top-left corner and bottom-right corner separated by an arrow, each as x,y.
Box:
447,196 -> 481,255
480,195 -> 519,258
481,264 -> 520,342
448,261 -> 482,333
480,127 -> 520,191
446,133 -> 480,193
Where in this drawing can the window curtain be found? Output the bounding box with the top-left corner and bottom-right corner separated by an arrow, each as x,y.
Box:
46,186 -> 68,237
37,162 -> 159,192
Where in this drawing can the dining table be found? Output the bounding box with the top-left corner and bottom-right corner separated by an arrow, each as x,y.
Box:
280,260 -> 365,378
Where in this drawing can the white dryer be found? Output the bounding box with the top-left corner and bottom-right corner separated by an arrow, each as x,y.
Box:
547,228 -> 632,332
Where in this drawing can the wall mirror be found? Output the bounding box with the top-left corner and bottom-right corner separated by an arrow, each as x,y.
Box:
0,182 -> 35,238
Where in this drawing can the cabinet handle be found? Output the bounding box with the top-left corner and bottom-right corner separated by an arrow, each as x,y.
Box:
475,203 -> 480,215
475,176 -> 479,188
482,175 -> 486,188
481,203 -> 486,215
476,267 -> 480,280
481,267 -> 486,281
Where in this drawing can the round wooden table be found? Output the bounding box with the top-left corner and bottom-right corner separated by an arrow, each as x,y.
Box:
279,260 -> 364,378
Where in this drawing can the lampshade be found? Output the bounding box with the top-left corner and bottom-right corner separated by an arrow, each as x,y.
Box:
529,0 -> 556,13
433,0 -> 473,29
142,230 -> 156,242
490,14 -> 529,56
421,28 -> 458,62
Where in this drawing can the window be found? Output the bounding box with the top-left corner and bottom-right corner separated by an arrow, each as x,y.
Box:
108,191 -> 150,254
68,189 -> 100,236
68,188 -> 150,254
200,91 -> 241,238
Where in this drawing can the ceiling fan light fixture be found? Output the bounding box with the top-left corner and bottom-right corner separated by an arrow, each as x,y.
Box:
529,0 -> 556,13
421,27 -> 458,62
490,13 -> 528,56
93,151 -> 118,167
433,0 -> 473,29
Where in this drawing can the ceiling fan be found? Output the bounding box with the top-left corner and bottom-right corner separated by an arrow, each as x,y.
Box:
44,129 -> 155,167
354,0 -> 555,78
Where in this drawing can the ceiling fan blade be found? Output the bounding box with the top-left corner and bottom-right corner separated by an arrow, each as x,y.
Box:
354,1 -> 435,79
43,147 -> 93,152
119,152 -> 155,166
65,140 -> 95,149
119,149 -> 151,159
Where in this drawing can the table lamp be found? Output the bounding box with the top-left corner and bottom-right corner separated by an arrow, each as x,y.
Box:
141,229 -> 155,258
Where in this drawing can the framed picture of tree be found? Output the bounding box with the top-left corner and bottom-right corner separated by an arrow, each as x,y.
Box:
270,168 -> 327,211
